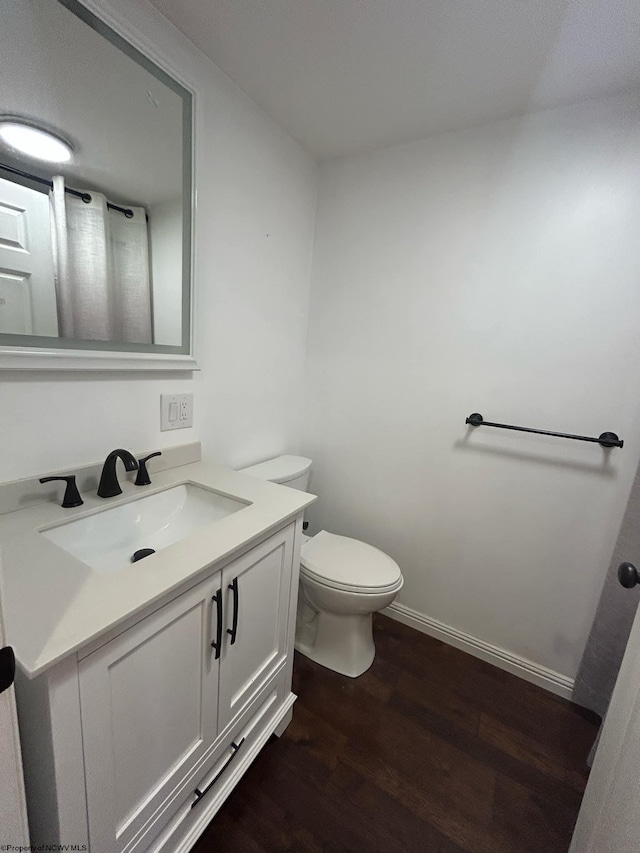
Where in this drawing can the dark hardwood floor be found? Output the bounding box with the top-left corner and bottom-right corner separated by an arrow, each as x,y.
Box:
193,614 -> 600,853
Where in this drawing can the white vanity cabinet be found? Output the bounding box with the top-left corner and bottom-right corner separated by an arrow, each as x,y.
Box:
16,520 -> 301,853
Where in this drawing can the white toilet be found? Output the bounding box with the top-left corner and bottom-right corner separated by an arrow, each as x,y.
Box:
239,455 -> 403,678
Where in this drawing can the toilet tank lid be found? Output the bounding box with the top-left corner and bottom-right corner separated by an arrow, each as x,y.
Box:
238,455 -> 312,484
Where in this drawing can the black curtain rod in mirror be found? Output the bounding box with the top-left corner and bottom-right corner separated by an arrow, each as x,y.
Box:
465,413 -> 623,448
0,161 -> 136,218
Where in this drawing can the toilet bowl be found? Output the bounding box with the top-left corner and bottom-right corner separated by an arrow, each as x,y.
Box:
238,456 -> 404,677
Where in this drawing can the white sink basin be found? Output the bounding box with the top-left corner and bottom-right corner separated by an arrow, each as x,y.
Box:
41,483 -> 250,573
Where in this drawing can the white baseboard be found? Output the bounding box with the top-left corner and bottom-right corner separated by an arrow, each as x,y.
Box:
382,602 -> 575,701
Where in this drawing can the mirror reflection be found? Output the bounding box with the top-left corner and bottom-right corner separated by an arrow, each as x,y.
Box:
0,0 -> 192,353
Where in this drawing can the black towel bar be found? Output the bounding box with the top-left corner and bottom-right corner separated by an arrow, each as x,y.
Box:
465,413 -> 623,449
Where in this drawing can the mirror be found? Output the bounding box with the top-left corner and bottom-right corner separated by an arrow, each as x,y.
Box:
0,0 -> 193,367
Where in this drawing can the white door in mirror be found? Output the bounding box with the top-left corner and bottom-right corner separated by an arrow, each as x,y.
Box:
161,393 -> 194,430
0,178 -> 58,337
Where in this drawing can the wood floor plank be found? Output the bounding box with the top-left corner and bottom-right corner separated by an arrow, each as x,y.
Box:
389,687 -> 585,815
477,711 -> 590,792
394,668 -> 481,735
192,614 -> 598,853
285,701 -> 349,770
485,772 -> 580,853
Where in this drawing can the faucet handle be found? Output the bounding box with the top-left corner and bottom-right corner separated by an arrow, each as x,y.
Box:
39,475 -> 83,508
135,451 -> 162,486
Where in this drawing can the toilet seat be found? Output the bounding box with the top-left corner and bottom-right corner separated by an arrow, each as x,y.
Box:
301,531 -> 402,594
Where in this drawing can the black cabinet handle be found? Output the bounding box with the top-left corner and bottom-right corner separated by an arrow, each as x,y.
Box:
227,577 -> 239,645
191,738 -> 246,809
211,589 -> 223,659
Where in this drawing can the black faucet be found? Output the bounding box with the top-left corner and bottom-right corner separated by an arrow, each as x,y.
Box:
97,449 -> 138,498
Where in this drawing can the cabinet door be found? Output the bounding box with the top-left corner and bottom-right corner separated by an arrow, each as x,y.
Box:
78,573 -> 222,853
218,525 -> 294,731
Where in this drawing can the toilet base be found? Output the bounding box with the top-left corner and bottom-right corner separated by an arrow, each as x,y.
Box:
295,610 -> 376,678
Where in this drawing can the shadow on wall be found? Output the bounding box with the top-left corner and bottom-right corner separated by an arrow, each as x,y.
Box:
455,437 -> 618,478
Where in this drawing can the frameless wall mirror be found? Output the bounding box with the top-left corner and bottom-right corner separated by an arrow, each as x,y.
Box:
0,0 -> 194,369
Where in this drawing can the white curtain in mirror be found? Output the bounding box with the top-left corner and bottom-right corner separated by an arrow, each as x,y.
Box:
50,176 -> 152,343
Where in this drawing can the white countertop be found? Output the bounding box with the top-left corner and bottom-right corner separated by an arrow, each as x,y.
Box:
0,462 -> 316,678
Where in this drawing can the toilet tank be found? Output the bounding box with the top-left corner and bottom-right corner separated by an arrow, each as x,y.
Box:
238,455 -> 312,491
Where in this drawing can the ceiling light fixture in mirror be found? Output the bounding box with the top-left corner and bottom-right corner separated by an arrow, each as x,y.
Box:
0,119 -> 74,164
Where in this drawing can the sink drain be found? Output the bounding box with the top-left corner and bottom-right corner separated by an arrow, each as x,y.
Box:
132,548 -> 156,563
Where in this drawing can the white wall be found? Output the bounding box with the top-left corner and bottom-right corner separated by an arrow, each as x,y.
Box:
303,91 -> 640,681
149,198 -> 183,346
0,0 -> 317,482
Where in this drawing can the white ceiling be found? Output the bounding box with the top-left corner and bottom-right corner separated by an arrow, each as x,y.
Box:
2,0 -> 184,208
148,0 -> 640,160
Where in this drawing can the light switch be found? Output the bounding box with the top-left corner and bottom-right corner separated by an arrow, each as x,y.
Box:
161,394 -> 194,431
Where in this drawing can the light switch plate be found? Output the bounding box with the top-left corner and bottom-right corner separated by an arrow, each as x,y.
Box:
161,394 -> 193,431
